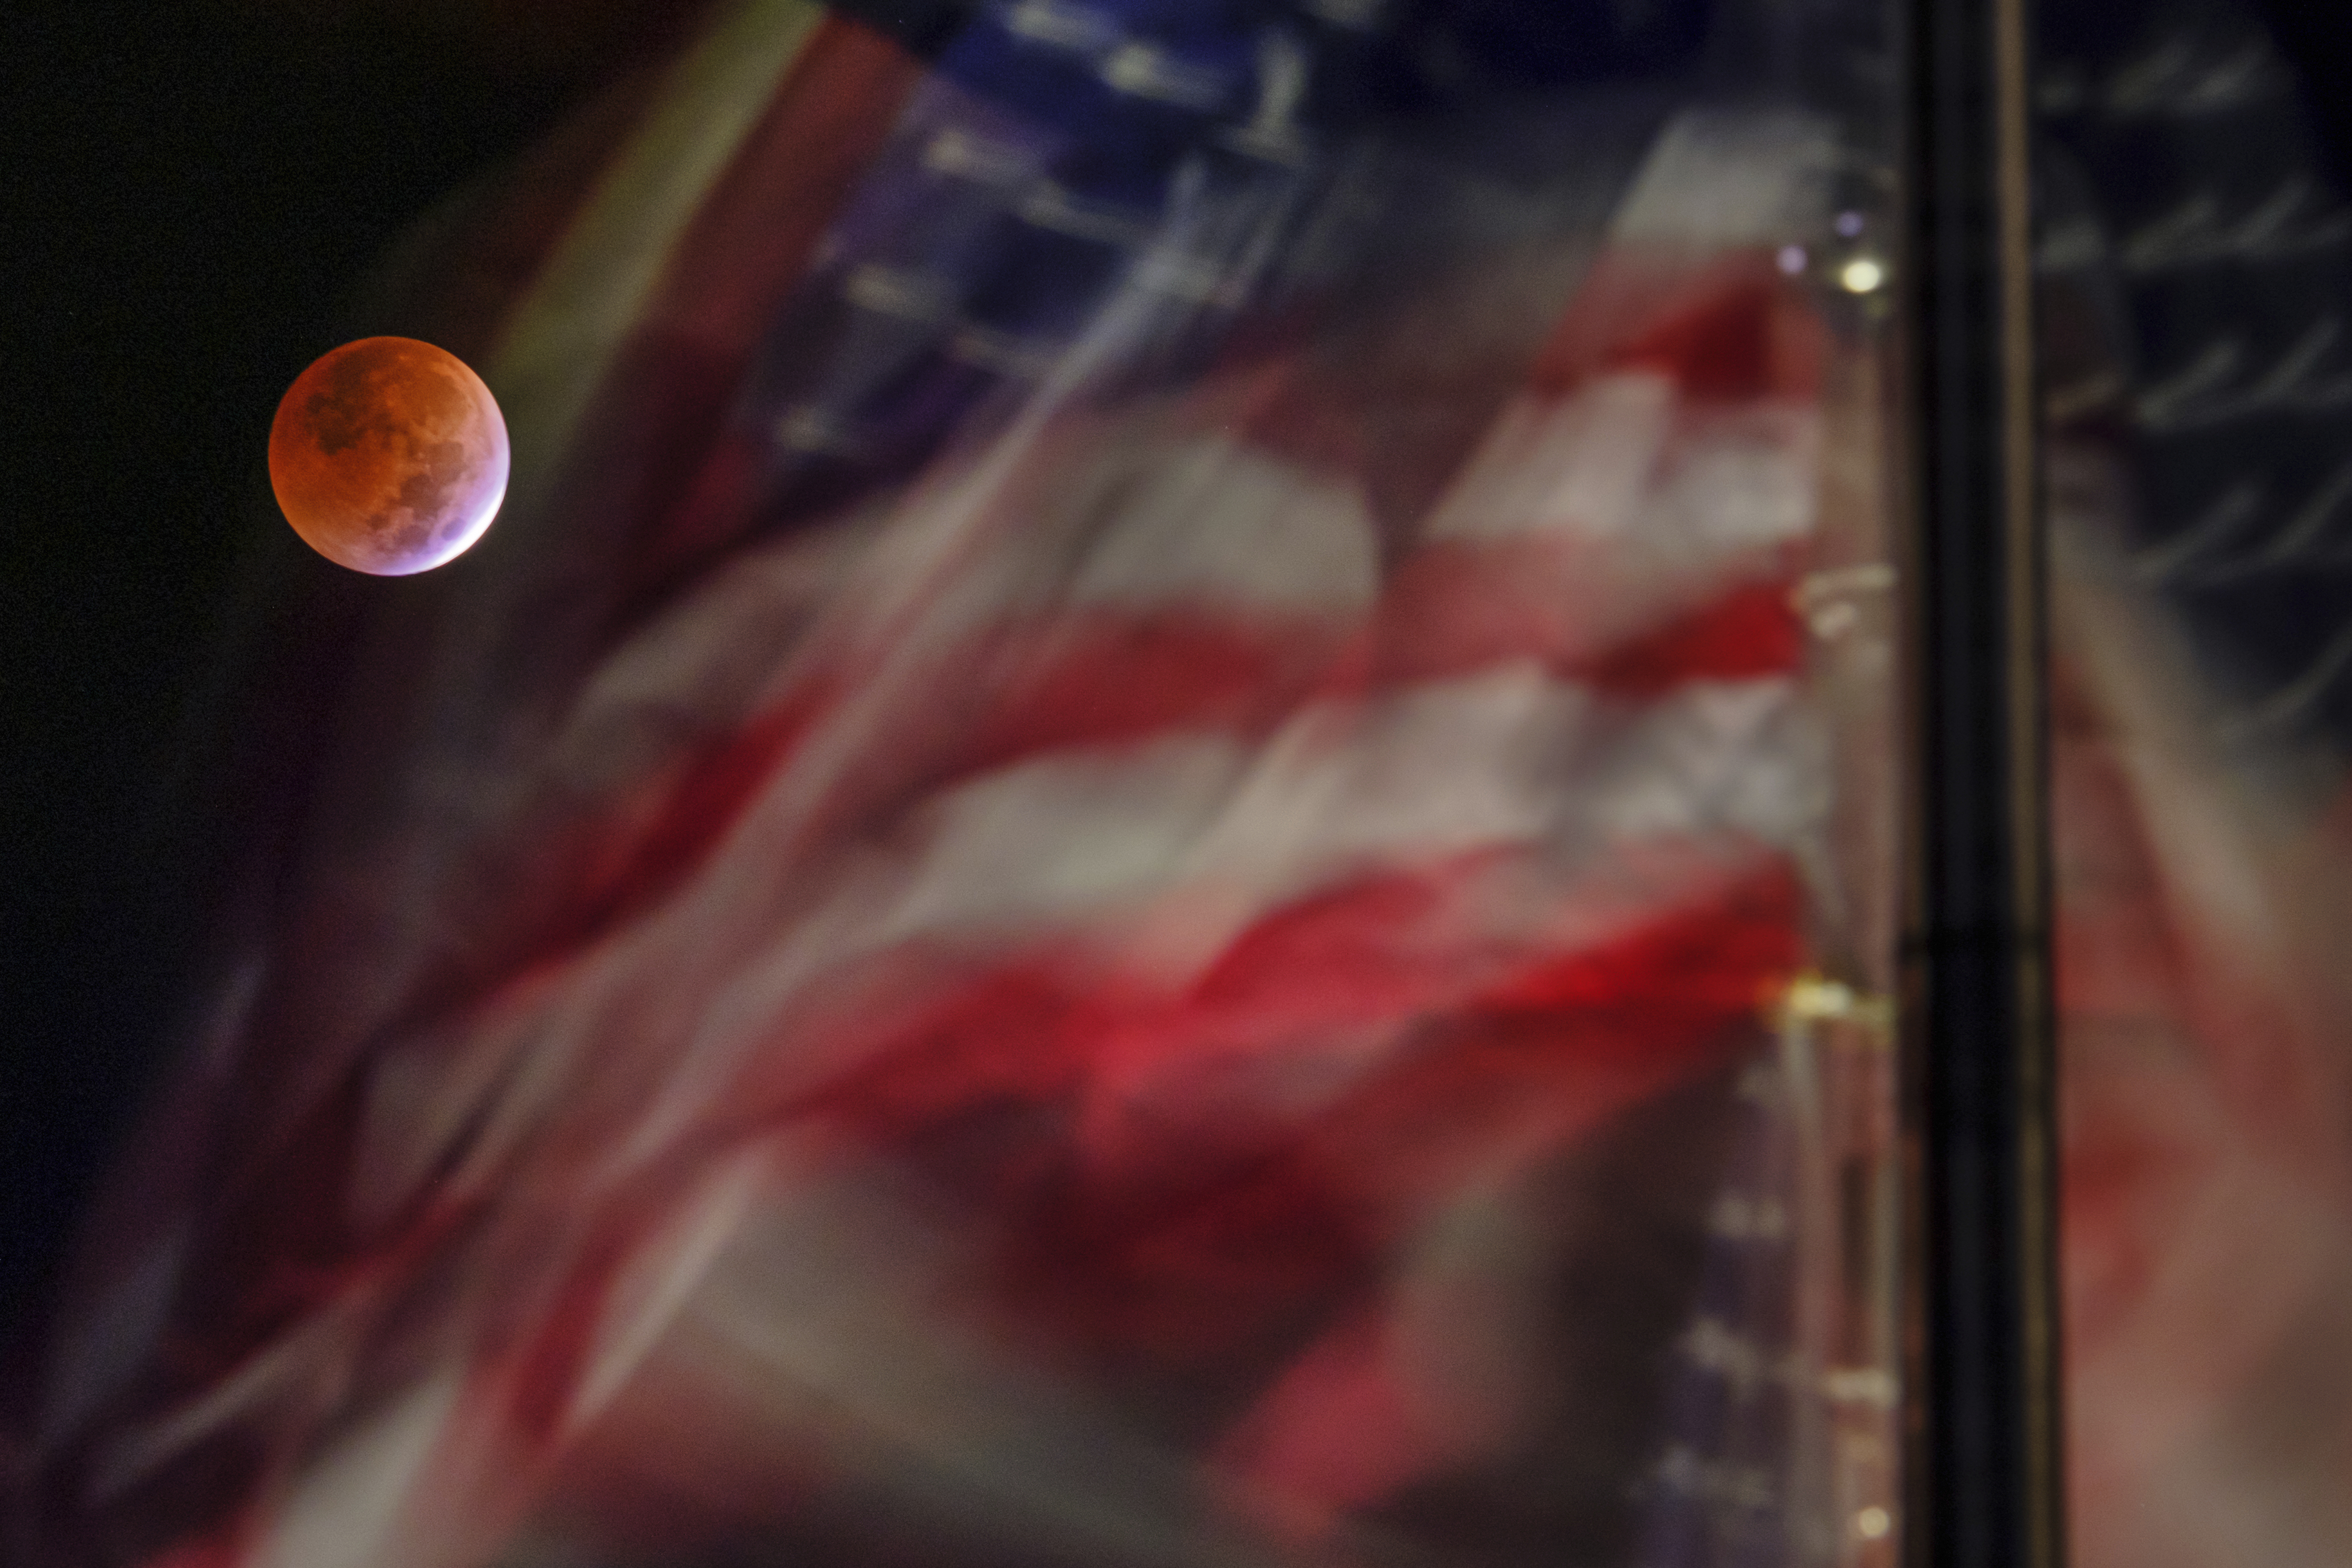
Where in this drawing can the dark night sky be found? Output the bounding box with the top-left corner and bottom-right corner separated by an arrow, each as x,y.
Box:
0,0 -> 710,1351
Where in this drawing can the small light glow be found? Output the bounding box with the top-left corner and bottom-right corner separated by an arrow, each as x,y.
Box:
1777,244 -> 1808,275
1856,1506 -> 1893,1540
1839,256 -> 1887,294
1836,210 -> 1866,238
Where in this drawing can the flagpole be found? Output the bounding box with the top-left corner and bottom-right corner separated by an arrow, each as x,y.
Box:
1899,0 -> 2064,1561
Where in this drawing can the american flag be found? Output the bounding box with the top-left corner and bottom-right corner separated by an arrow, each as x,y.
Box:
16,7 -> 1898,1567
2036,5 -> 2352,1564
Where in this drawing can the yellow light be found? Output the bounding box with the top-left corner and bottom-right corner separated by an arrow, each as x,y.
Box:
1777,972 -> 1894,1030
1856,1506 -> 1893,1540
1839,256 -> 1887,294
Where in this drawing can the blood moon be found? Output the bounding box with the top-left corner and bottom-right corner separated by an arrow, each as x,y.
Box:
268,337 -> 510,575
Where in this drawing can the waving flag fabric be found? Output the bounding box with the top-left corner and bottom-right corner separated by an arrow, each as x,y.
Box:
13,5 -> 1903,1567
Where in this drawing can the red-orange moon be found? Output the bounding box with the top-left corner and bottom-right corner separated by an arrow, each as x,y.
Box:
268,337 -> 510,576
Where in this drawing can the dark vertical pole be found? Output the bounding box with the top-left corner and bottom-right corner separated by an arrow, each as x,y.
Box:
1901,0 -> 2063,1563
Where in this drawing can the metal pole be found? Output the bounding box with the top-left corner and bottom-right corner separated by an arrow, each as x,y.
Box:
1899,0 -> 2064,1562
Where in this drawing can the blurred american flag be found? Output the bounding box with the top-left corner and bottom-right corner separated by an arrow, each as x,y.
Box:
17,7 -> 1900,1567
